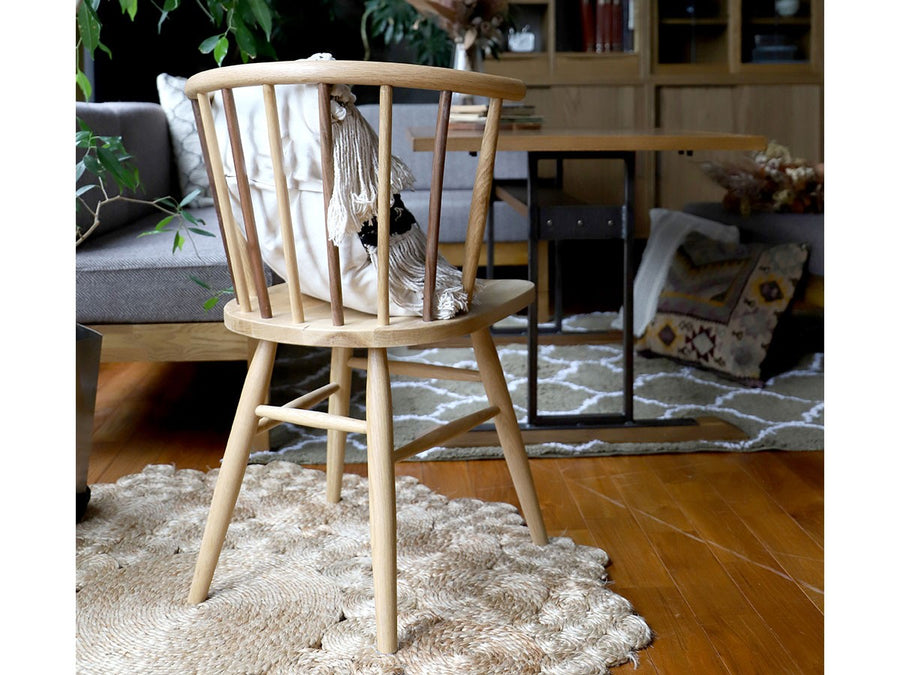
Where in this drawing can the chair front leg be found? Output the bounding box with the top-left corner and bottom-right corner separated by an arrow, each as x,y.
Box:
365,347 -> 398,653
188,339 -> 278,604
326,347 -> 353,503
471,328 -> 548,546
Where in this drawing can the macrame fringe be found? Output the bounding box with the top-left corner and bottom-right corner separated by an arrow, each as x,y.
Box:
327,103 -> 415,245
368,225 -> 471,320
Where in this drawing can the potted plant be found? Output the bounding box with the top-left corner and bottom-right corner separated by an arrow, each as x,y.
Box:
74,0 -> 278,520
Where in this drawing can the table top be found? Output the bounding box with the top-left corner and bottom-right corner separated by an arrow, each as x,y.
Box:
408,126 -> 768,153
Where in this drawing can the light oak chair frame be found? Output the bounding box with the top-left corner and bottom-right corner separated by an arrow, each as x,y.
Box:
183,61 -> 548,654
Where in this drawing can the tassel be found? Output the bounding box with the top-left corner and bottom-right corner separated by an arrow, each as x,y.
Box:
365,222 -> 473,320
327,103 -> 415,245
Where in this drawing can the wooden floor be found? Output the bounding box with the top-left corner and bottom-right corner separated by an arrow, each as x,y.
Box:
88,359 -> 824,673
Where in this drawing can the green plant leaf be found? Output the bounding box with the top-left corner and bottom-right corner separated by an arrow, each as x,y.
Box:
75,129 -> 94,149
178,188 -> 202,207
77,0 -> 101,55
155,196 -> 179,209
81,154 -> 103,177
213,36 -> 230,65
198,34 -> 221,54
76,69 -> 92,101
232,15 -> 257,59
172,231 -> 186,252
188,227 -> 216,237
247,0 -> 273,39
190,275 -> 212,290
155,215 -> 176,230
118,0 -> 138,21
203,297 -> 221,311
181,210 -> 202,226
97,146 -> 139,190
76,184 -> 96,197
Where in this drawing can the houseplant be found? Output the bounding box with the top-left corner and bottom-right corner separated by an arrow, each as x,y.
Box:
74,0 -> 279,520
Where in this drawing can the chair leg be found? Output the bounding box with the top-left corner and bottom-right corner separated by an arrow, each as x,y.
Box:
471,327 -> 549,546
365,348 -> 398,653
188,339 -> 278,604
326,347 -> 353,503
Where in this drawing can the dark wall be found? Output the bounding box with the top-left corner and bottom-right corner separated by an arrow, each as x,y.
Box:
91,1 -> 367,103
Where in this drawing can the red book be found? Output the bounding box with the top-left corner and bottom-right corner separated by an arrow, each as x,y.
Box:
580,0 -> 596,52
611,0 -> 622,51
595,0 -> 608,52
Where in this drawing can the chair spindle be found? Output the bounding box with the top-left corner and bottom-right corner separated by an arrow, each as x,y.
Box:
376,85 -> 393,326
196,92 -> 252,310
222,88 -> 272,319
263,85 -> 306,323
423,90 -> 453,322
317,83 -> 345,326
190,98 -> 239,302
462,96 -> 503,303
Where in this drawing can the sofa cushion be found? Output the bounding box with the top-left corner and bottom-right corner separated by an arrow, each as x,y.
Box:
156,73 -> 216,207
75,206 -> 244,323
636,232 -> 808,386
76,102 -> 173,241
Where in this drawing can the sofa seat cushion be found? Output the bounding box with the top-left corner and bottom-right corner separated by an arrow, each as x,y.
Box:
75,206 -> 250,324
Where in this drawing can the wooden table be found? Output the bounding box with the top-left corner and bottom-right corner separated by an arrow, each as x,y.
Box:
409,127 -> 767,446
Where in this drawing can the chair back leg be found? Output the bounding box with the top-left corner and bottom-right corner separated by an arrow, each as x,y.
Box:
471,328 -> 548,545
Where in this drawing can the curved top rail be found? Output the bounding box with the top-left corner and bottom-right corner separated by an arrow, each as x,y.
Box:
184,60 -> 526,102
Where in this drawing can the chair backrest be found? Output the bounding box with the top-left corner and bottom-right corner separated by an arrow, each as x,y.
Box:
185,60 -> 525,325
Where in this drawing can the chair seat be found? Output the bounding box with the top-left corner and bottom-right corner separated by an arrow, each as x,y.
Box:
224,278 -> 535,348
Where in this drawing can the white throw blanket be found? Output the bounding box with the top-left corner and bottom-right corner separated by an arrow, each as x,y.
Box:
213,54 -> 470,319
613,208 -> 740,336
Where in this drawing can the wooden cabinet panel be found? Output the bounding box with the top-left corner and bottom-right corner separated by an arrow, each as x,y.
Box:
656,83 -> 822,211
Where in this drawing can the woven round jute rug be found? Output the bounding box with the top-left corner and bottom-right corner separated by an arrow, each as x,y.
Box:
77,462 -> 652,674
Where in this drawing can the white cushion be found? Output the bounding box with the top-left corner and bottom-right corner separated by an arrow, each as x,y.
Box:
614,208 -> 740,336
156,73 -> 215,207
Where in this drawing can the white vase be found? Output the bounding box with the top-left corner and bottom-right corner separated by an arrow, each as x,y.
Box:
452,39 -> 483,73
451,40 -> 485,106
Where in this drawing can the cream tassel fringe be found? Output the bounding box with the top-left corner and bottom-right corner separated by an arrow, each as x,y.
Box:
327,103 -> 415,245
368,224 -> 472,320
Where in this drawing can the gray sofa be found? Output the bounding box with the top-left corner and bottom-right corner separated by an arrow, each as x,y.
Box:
682,202 -> 824,306
76,99 -> 529,362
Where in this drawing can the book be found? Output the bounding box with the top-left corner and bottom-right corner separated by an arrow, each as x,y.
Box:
622,0 -> 634,52
595,0 -> 609,52
580,0 -> 595,52
611,0 -> 622,52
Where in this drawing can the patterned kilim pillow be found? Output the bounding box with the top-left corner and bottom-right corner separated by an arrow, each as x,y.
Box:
636,231 -> 808,386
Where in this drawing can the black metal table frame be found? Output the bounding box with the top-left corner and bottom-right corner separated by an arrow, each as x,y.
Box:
487,149 -> 697,432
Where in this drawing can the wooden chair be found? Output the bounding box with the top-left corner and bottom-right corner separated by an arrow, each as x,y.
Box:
183,60 -> 548,654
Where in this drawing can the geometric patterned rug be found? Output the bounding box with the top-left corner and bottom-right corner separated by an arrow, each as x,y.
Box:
251,313 -> 824,465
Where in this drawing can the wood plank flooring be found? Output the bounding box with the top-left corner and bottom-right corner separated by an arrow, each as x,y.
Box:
87,359 -> 824,673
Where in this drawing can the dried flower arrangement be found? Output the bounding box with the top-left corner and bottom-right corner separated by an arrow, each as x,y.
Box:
701,142 -> 824,216
406,0 -> 509,52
